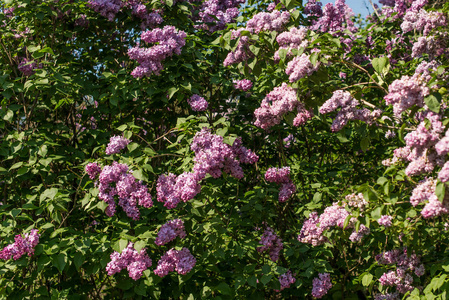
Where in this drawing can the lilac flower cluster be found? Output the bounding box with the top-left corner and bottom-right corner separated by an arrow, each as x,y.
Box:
257,227 -> 283,262
87,0 -> 124,21
188,94 -> 208,111
299,202 -> 370,245
274,27 -> 308,61
246,10 -> 290,34
195,0 -> 245,32
411,35 -> 446,58
0,229 -> 40,260
307,0 -> 357,36
401,9 -> 446,36
283,134 -> 295,148
157,129 -> 258,209
376,248 -> 425,295
254,83 -> 311,129
155,219 -> 186,246
127,0 -> 163,30
285,54 -> 319,82
312,273 -> 332,298
304,0 -> 323,18
128,26 -> 187,78
106,242 -> 152,280
265,167 -> 296,202
345,193 -> 368,210
18,58 -> 38,76
153,247 -> 196,277
223,34 -> 252,67
85,162 -> 102,179
95,161 -> 153,219
320,90 -> 381,132
277,270 -> 296,291
105,135 -> 130,155
233,79 -> 253,91
377,215 -> 393,227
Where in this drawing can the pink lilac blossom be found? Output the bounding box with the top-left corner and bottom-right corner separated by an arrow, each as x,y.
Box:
297,212 -> 327,246
304,0 -> 323,18
155,219 -> 187,246
421,194 -> 449,218
401,9 -> 446,36
106,242 -> 152,280
376,248 -> 425,295
254,83 -> 298,129
87,0 -> 124,21
283,134 -> 295,148
246,10 -> 290,34
312,273 -> 332,298
18,58 -> 38,76
411,35 -> 446,58
97,161 -> 153,219
195,0 -> 245,32
223,35 -> 252,67
0,229 -> 40,260
320,90 -> 380,131
127,1 -> 163,30
374,292 -> 400,300
345,193 -> 368,210
85,162 -> 102,179
385,130 -> 396,139
153,247 -> 196,277
293,108 -> 314,126
377,215 -> 393,227
309,0 -> 357,36
128,26 -> 187,78
384,74 -> 430,117
277,270 -> 296,291
188,94 -> 208,111
105,135 -> 130,155
265,167 -> 296,202
415,60 -> 441,82
233,79 -> 253,91
257,227 -> 283,262
274,27 -> 308,61
438,162 -> 449,182
349,224 -> 370,242
156,129 -> 258,209
285,54 -> 319,82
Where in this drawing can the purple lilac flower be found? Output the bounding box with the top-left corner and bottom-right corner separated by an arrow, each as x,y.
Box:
85,162 -> 102,180
377,215 -> 393,227
0,229 -> 40,260
188,94 -> 208,111
223,35 -> 252,67
195,0 -> 245,32
128,26 -> 187,78
345,193 -> 368,210
245,10 -> 290,34
106,242 -> 152,280
308,0 -> 357,36
298,212 -> 327,246
376,248 -> 425,295
283,134 -> 295,148
254,83 -> 299,129
18,58 -> 38,76
320,90 -> 380,131
401,9 -> 446,36
155,219 -> 187,246
233,79 -> 253,91
98,161 -> 153,219
87,0 -> 124,21
277,270 -> 296,291
105,135 -> 130,155
438,162 -> 449,182
257,227 -> 283,262
156,129 -> 258,209
154,247 -> 196,277
274,27 -> 308,61
285,54 -> 319,82
265,167 -> 296,202
127,1 -> 163,30
312,273 -> 332,298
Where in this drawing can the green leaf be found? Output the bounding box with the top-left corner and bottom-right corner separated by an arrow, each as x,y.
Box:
216,282 -> 232,295
114,239 -> 129,252
425,94 -> 441,113
53,253 -> 67,274
73,253 -> 84,270
362,274 -> 373,286
360,137 -> 369,152
261,274 -> 272,286
371,206 -> 382,219
372,57 -> 389,75
436,181 -> 446,203
134,240 -> 146,252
